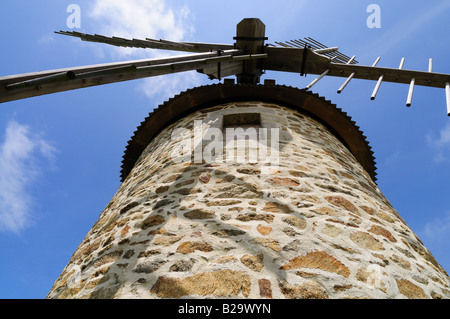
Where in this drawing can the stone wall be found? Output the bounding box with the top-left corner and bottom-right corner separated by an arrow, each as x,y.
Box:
47,100 -> 450,299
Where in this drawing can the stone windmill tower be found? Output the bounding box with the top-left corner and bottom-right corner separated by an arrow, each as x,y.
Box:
1,19 -> 449,299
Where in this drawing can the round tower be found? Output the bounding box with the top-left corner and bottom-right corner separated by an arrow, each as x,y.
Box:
47,84 -> 449,299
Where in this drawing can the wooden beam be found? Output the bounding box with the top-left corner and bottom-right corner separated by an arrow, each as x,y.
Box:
263,46 -> 450,89
234,18 -> 267,84
0,50 -> 241,103
55,31 -> 234,53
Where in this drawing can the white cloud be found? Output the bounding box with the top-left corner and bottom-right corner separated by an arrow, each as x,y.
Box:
88,0 -> 194,58
38,35 -> 55,45
426,122 -> 450,163
86,0 -> 202,99
138,70 -> 202,100
0,121 -> 56,234
423,211 -> 450,243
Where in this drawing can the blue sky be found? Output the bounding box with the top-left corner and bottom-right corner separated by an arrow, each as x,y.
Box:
0,0 -> 449,298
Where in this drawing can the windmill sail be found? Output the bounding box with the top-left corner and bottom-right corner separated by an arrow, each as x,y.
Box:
265,42 -> 450,113
55,30 -> 234,53
270,37 -> 358,65
1,20 -> 450,114
0,50 -> 268,103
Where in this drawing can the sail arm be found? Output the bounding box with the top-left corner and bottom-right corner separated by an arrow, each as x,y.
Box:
55,31 -> 234,53
0,50 -> 238,103
263,46 -> 450,89
0,50 -> 270,103
313,63 -> 450,89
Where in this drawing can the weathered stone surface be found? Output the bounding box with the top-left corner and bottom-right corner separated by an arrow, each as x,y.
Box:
282,239 -> 301,251
183,209 -> 215,220
121,225 -> 131,236
282,216 -> 306,230
134,259 -> 166,274
212,256 -> 237,264
396,279 -> 429,299
333,284 -> 353,292
123,250 -> 134,259
283,227 -> 299,237
47,101 -> 450,300
325,196 -> 359,215
298,195 -> 321,204
369,225 -> 397,243
198,172 -> 211,183
240,254 -> 264,271
430,291 -> 444,299
390,254 -> 411,270
174,179 -> 194,188
86,287 -> 118,299
258,279 -> 272,298
153,234 -> 183,246
176,241 -> 213,254
311,207 -> 336,215
173,186 -> 199,195
141,215 -> 165,229
288,170 -> 308,178
278,279 -> 329,299
268,177 -> 300,187
209,184 -> 263,199
356,266 -> 386,292
138,249 -> 161,257
263,202 -> 292,214
215,175 -> 235,183
147,228 -> 166,236
92,266 -> 110,278
408,241 -> 442,271
206,200 -> 242,206
212,229 -> 246,237
236,213 -> 274,223
252,238 -> 281,251
150,270 -> 251,298
280,251 -> 350,278
321,224 -> 342,237
153,199 -> 174,209
350,231 -> 384,251
237,167 -> 261,175
295,271 -> 317,278
377,211 -> 395,223
155,185 -> 169,194
360,205 -> 375,215
120,202 -> 139,215
54,287 -> 83,299
93,251 -> 123,268
256,224 -> 272,236
162,174 -> 180,183
169,258 -> 196,272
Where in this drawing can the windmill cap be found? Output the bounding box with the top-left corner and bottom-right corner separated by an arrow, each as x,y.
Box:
120,83 -> 377,183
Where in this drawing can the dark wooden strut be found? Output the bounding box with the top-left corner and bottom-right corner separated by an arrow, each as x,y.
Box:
233,18 -> 267,85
